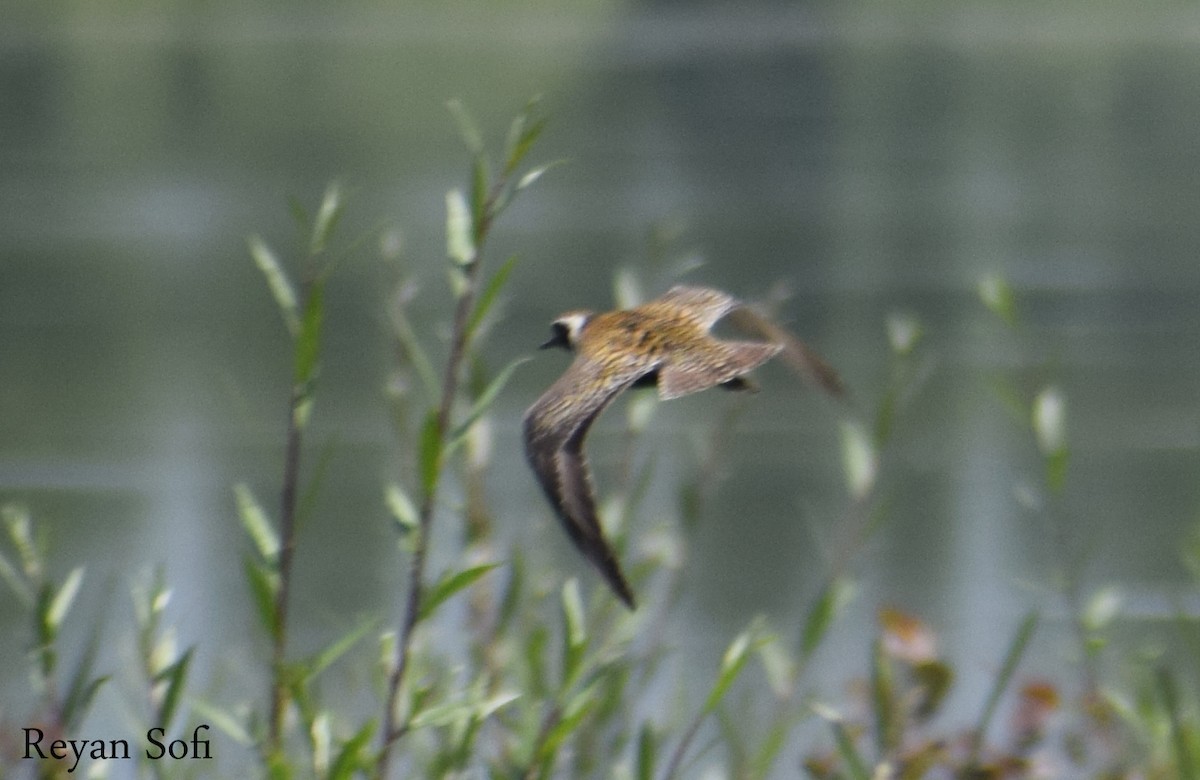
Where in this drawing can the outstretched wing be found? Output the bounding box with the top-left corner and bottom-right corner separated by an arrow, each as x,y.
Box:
658,340 -> 782,400
657,286 -> 740,330
523,355 -> 656,609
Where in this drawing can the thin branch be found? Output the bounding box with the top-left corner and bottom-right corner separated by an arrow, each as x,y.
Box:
661,711 -> 705,780
375,175 -> 511,778
267,374 -> 306,752
267,267 -> 321,755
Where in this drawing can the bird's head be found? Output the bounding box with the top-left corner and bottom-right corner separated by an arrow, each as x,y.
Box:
540,310 -> 592,351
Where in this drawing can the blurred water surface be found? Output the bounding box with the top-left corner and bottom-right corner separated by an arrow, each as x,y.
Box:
3,1 -> 1200,774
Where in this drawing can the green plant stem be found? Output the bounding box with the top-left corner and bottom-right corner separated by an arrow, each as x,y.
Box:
522,704 -> 563,780
661,712 -> 705,780
376,181 -> 505,779
1157,665 -> 1196,780
267,285 -> 312,755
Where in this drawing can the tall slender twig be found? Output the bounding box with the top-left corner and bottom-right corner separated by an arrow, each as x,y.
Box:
267,349 -> 308,752
376,173 -> 514,779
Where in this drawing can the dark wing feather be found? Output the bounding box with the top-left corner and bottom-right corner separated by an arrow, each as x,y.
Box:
523,355 -> 655,609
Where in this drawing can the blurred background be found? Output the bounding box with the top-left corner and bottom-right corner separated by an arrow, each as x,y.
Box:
3,0 -> 1199,774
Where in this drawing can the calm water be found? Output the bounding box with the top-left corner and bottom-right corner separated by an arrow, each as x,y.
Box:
3,2 -> 1200,775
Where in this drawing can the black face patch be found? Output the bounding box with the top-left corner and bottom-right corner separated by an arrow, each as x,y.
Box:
539,322 -> 573,351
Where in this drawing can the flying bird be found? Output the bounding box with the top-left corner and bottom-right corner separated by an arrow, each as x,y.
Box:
523,285 -> 842,609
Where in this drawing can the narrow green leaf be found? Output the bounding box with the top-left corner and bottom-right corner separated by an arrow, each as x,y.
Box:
525,625 -> 549,699
234,483 -> 279,564
1045,449 -> 1070,494
309,182 -> 344,256
446,262 -> 469,300
418,410 -> 443,498
1032,386 -> 1066,456
704,627 -> 757,712
294,280 -> 325,386
447,357 -> 531,452
245,558 -> 281,639
446,98 -> 484,154
307,618 -> 375,680
157,648 -> 193,731
503,95 -> 544,173
418,563 -> 500,622
384,482 -> 419,536
297,437 -> 336,525
749,713 -> 797,779
885,312 -> 922,356
46,567 -> 85,632
61,615 -> 106,727
328,721 -> 375,780
471,152 -> 490,230
912,660 -> 954,721
36,584 -> 55,674
974,611 -> 1038,751
4,503 -> 41,578
626,393 -> 657,435
1158,665 -> 1196,780
561,578 -> 588,688
190,698 -> 254,745
497,552 -> 524,634
871,638 -> 897,755
311,712 -> 331,776
478,691 -> 521,720
539,679 -> 600,762
64,675 -> 109,730
613,266 -> 643,309
801,577 -> 855,661
636,724 -> 657,780
1083,587 -> 1122,633
0,547 -> 32,607
978,272 -> 1017,327
874,385 -> 899,447
445,189 -> 476,266
378,631 -> 397,679
409,690 -> 519,730
756,633 -> 794,698
827,713 -> 871,780
506,116 -> 546,176
840,420 -> 878,500
515,160 -> 561,192
390,297 -> 440,400
249,236 -> 300,336
293,394 -> 315,430
467,253 -> 519,341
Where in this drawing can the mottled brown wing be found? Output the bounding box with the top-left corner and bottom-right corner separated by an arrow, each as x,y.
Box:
657,286 -> 740,330
658,341 -> 782,400
523,355 -> 656,609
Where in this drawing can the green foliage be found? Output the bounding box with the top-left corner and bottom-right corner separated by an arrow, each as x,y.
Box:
8,110 -> 1200,780
0,504 -> 110,742
973,611 -> 1040,752
249,236 -> 301,336
418,563 -> 500,622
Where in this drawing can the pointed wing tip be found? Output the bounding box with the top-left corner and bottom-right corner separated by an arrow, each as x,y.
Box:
614,581 -> 638,610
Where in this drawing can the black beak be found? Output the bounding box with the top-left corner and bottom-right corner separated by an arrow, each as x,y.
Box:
539,325 -> 571,351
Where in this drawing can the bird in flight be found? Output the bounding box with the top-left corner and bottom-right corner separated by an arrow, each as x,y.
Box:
523,285 -> 843,609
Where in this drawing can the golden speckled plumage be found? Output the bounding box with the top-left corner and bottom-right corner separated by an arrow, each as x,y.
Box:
523,285 -> 841,609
